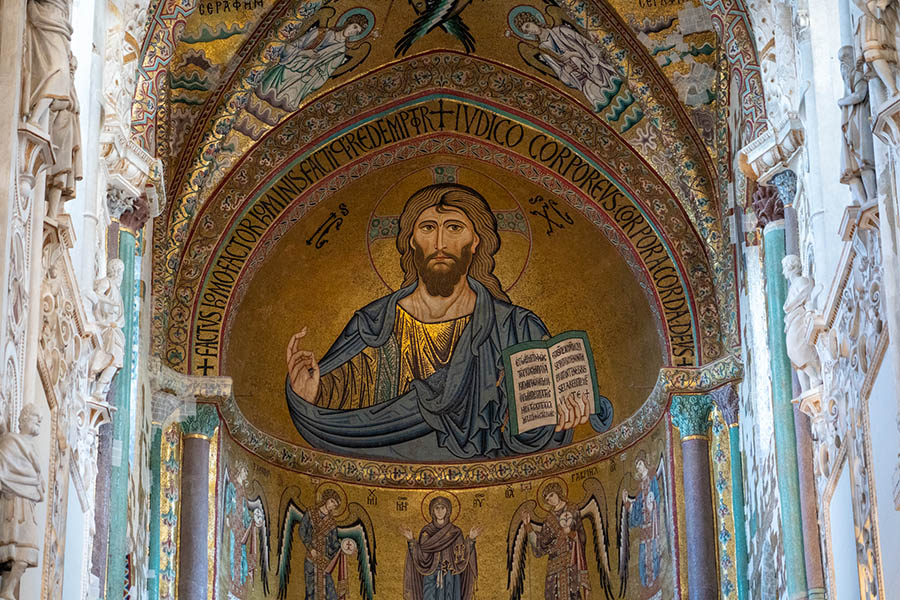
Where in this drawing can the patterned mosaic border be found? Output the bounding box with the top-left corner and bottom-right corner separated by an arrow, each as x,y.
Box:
164,79 -> 723,372
199,355 -> 742,488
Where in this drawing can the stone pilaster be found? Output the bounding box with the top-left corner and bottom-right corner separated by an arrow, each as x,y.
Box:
177,404 -> 219,600
711,385 -> 749,600
670,393 -> 717,600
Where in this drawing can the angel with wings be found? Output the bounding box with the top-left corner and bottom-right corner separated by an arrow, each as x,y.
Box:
276,484 -> 376,600
616,452 -> 669,596
507,478 -> 615,600
223,464 -> 270,597
256,8 -> 374,112
509,6 -> 622,114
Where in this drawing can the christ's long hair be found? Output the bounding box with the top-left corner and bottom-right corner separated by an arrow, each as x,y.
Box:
396,183 -> 510,302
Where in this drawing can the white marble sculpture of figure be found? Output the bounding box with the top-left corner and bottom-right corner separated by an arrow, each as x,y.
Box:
88,259 -> 126,396
854,0 -> 900,96
24,0 -> 83,217
0,404 -> 44,600
838,45 -> 877,204
782,255 -> 822,391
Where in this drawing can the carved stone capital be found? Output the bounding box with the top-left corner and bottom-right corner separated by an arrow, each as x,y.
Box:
670,394 -> 714,438
149,357 -> 232,424
710,385 -> 739,425
179,404 -> 219,439
770,169 -> 797,207
106,186 -> 139,220
751,184 -> 784,229
738,115 -> 804,183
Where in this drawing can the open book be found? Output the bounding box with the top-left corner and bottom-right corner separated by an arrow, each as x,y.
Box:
502,330 -> 607,435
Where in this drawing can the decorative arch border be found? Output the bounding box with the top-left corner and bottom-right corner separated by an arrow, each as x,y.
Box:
171,93 -> 719,375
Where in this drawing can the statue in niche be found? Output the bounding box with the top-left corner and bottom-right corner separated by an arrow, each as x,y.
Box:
401,493 -> 479,600
24,0 -> 82,217
507,478 -> 614,600
286,184 -> 584,461
838,45 -> 877,205
853,0 -> 900,96
782,255 -> 822,391
88,259 -> 125,397
0,404 -> 44,600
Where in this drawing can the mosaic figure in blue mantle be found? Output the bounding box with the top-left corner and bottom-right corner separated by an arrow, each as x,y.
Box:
256,10 -> 372,112
617,452 -> 668,594
285,183 -> 585,462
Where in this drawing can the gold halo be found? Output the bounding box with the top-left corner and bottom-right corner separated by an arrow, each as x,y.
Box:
315,481 -> 348,518
421,490 -> 461,523
536,477 -> 569,512
366,161 -> 531,293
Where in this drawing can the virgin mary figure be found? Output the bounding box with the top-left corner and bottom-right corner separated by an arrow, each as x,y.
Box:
402,496 -> 479,600
257,13 -> 368,111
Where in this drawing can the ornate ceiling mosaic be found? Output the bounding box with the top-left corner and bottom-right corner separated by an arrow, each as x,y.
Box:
136,0 -> 758,463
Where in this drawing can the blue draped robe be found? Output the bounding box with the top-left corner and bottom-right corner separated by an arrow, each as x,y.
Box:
286,278 -> 572,461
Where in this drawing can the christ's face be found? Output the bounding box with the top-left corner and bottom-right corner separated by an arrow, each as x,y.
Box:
411,206 -> 480,296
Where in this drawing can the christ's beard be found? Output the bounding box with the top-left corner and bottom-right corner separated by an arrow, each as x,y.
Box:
413,243 -> 473,297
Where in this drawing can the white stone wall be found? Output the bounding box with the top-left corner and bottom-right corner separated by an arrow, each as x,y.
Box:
740,0 -> 900,597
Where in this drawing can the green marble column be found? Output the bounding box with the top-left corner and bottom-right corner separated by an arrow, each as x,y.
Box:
670,393 -> 717,600
148,427 -> 162,600
178,405 -> 219,600
105,230 -> 137,600
755,176 -> 807,599
712,386 -> 749,600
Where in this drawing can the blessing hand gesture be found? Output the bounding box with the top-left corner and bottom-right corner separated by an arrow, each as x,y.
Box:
287,328 -> 320,402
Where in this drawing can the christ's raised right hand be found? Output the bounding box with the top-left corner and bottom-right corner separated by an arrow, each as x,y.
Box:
287,327 -> 320,402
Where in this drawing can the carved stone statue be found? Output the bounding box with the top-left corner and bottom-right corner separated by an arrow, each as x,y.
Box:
88,259 -> 126,397
838,45 -> 877,204
0,404 -> 44,600
24,0 -> 83,217
782,255 -> 822,391
854,0 -> 900,96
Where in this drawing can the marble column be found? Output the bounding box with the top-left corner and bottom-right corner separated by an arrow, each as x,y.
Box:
148,427 -> 162,600
777,171 -> 827,600
753,180 -> 808,599
105,230 -> 137,600
711,386 -> 749,600
670,393 -> 717,600
178,405 -> 219,600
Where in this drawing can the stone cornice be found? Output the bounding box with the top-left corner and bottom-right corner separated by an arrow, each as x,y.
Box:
738,114 -> 804,184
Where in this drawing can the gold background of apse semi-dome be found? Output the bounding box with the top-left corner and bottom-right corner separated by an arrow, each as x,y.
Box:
223,155 -> 662,447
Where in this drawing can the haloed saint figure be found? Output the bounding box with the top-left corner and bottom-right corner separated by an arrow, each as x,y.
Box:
286,183 -> 577,461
